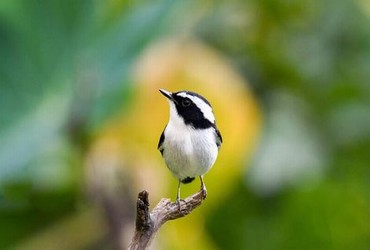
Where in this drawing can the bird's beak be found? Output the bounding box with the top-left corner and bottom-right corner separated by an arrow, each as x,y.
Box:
159,89 -> 173,101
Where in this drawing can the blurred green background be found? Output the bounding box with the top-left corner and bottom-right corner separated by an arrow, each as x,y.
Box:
1,0 -> 369,249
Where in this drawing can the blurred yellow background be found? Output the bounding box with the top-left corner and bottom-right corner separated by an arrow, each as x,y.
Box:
1,0 -> 369,249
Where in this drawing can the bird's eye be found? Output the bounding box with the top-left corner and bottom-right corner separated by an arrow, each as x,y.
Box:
182,99 -> 191,107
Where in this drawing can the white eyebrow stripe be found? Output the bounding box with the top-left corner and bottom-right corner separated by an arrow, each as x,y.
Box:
177,92 -> 215,123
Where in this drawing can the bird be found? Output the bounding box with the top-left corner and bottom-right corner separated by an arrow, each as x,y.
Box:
158,89 -> 222,203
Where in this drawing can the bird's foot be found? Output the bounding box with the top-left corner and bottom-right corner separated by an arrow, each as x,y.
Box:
175,198 -> 186,211
200,185 -> 207,199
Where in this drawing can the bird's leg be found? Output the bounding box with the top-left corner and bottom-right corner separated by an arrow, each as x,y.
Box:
200,175 -> 207,199
176,180 -> 181,201
176,180 -> 182,210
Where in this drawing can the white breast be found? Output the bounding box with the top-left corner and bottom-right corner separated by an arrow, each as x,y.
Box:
162,119 -> 218,181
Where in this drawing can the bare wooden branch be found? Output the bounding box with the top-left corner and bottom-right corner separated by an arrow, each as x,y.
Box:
128,189 -> 207,250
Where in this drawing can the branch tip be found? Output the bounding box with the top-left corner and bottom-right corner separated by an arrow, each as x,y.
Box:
130,189 -> 206,249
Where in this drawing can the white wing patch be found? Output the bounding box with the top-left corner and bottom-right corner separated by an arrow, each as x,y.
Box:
177,92 -> 215,123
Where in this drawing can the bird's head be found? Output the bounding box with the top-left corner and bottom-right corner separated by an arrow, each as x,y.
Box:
159,89 -> 215,129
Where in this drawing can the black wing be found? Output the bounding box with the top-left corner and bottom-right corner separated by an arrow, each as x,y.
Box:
214,126 -> 222,149
157,126 -> 166,155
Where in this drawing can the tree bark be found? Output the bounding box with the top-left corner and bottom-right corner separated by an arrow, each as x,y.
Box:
128,189 -> 207,249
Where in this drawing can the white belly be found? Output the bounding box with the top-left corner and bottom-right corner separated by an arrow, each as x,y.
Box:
162,126 -> 218,181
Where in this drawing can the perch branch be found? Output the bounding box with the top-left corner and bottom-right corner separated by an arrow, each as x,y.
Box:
128,189 -> 207,250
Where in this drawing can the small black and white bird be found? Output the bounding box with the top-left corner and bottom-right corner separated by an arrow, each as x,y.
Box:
158,89 -> 222,202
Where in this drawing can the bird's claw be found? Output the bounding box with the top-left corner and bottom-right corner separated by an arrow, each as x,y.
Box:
200,185 -> 207,199
175,198 -> 186,211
